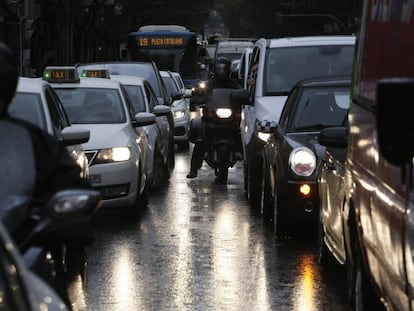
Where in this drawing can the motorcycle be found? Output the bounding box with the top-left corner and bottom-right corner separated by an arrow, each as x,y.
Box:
0,119 -> 101,305
189,88 -> 243,183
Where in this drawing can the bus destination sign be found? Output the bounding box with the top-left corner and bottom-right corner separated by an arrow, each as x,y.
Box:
138,37 -> 185,47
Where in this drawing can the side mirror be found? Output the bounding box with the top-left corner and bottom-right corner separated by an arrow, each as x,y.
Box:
377,78 -> 414,165
230,89 -> 250,106
184,89 -> 192,98
154,105 -> 171,116
61,126 -> 90,146
134,112 -> 156,127
171,91 -> 183,101
318,126 -> 347,148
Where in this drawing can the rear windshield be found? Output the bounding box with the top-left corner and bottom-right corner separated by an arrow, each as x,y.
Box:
264,45 -> 354,95
55,88 -> 126,124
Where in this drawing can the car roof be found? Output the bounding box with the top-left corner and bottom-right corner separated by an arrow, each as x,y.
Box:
110,74 -> 146,86
16,77 -> 49,92
50,77 -> 123,89
262,35 -> 356,48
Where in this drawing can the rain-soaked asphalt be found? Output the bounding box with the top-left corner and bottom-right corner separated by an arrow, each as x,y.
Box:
63,147 -> 350,311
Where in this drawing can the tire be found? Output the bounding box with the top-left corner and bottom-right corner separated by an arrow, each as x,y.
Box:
217,165 -> 228,184
260,161 -> 273,220
151,151 -> 165,190
177,141 -> 190,151
273,180 -> 287,238
248,160 -> 262,209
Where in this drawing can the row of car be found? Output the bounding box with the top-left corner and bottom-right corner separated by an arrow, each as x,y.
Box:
233,2 -> 414,310
4,61 -> 193,309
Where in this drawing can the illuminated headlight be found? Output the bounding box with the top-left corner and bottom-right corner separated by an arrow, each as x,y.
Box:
289,147 -> 316,176
173,109 -> 186,119
199,81 -> 206,89
95,147 -> 131,163
216,108 -> 232,119
257,131 -> 271,142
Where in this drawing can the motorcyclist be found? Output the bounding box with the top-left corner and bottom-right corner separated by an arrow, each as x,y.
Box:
187,57 -> 241,178
0,41 -> 92,234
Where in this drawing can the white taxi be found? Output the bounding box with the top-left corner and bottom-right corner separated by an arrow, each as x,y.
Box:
109,74 -> 172,189
44,67 -> 155,214
9,77 -> 90,180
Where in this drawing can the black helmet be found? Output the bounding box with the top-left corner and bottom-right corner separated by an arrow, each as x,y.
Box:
0,42 -> 18,117
214,57 -> 231,78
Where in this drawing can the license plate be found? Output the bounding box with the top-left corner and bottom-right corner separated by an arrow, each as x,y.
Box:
88,174 -> 101,183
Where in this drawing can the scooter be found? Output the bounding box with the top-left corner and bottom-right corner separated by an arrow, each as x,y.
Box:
189,88 -> 243,183
0,119 -> 101,305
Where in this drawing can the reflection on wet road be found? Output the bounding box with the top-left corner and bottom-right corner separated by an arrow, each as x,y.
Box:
67,148 -> 349,311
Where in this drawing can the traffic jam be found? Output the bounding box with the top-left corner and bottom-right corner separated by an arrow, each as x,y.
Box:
0,0 -> 413,310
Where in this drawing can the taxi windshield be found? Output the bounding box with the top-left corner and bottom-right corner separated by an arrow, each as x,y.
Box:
54,88 -> 126,124
9,92 -> 47,130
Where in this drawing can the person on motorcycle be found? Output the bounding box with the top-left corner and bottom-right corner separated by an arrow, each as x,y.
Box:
187,57 -> 241,179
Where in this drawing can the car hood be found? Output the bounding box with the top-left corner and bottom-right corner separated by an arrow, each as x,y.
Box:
255,96 -> 288,123
171,99 -> 187,110
285,132 -> 326,159
72,124 -> 133,150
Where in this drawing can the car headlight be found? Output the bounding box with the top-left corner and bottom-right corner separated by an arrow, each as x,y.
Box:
199,81 -> 206,89
289,147 -> 316,176
95,147 -> 131,163
173,109 -> 186,119
216,108 -> 232,119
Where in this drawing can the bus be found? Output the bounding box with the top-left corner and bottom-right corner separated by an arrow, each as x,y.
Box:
126,25 -> 199,88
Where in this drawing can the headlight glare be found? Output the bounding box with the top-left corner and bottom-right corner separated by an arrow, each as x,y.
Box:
216,108 -> 232,118
289,147 -> 316,176
96,147 -> 131,163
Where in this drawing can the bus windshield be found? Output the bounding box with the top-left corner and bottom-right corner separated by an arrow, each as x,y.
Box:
127,25 -> 198,88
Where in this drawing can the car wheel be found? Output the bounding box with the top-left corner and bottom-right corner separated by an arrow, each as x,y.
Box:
273,180 -> 287,238
151,151 -> 166,189
248,159 -> 262,209
177,141 -> 190,151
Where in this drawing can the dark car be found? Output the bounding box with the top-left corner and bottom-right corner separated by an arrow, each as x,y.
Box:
259,76 -> 351,238
76,61 -> 175,173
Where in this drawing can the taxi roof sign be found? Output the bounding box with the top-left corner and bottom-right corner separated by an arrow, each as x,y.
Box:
43,66 -> 79,83
80,69 -> 110,79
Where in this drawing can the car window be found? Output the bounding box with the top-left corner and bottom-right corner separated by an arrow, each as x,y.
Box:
55,88 -> 126,124
123,84 -> 146,114
264,45 -> 354,95
162,75 -> 180,95
290,87 -> 350,132
8,92 -> 47,131
144,82 -> 158,113
45,87 -> 67,137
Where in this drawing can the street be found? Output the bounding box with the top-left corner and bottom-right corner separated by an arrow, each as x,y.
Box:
60,146 -> 350,311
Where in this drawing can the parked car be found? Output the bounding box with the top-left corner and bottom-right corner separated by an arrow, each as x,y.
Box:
343,1 -> 414,310
235,35 -> 355,210
160,70 -> 191,150
110,74 -> 173,189
76,61 -> 175,174
44,66 -> 155,215
9,77 -> 90,180
259,76 -> 351,237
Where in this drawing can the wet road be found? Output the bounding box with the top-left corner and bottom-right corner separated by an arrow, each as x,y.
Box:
65,147 -> 350,311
